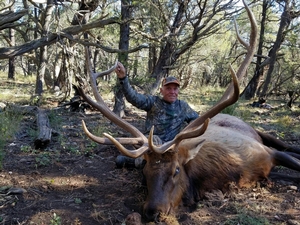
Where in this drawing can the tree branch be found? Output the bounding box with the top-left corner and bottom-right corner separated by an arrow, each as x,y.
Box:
0,16 -> 119,59
0,9 -> 28,29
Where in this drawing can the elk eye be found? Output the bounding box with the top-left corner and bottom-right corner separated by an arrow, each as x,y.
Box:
174,167 -> 180,177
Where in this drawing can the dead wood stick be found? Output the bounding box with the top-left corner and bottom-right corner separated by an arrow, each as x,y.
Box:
34,109 -> 52,149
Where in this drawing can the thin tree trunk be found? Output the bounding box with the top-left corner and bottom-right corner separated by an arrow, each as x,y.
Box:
35,45 -> 47,95
8,56 -> 15,80
113,0 -> 131,117
241,0 -> 268,100
8,2 -> 15,80
35,1 -> 54,95
260,0 -> 294,97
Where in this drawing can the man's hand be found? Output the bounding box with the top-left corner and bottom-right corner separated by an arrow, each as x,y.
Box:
115,62 -> 126,78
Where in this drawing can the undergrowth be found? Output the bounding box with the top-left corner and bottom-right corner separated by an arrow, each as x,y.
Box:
0,108 -> 23,169
224,213 -> 270,225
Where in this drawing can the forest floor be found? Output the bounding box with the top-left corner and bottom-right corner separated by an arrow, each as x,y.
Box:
1,79 -> 300,225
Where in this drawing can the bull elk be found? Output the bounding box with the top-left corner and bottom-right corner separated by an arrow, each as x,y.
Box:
78,0 -> 300,222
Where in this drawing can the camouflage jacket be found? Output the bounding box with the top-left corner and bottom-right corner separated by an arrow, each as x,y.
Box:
119,76 -> 199,142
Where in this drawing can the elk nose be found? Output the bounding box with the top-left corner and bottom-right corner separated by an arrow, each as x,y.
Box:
144,206 -> 160,222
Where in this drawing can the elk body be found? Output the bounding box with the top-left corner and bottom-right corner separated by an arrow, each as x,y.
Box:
78,0 -> 300,222
142,113 -> 300,219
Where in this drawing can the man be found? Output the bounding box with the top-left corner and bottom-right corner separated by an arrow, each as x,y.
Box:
115,62 -> 199,168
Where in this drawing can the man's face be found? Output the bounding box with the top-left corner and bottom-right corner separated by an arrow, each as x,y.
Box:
160,83 -> 179,103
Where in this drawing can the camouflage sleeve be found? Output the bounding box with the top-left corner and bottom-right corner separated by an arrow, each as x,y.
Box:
183,101 -> 199,123
119,76 -> 154,111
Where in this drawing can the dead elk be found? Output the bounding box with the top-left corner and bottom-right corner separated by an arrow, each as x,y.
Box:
78,1 -> 300,222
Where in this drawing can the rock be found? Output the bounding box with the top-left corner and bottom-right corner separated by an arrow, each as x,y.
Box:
287,219 -> 300,225
6,187 -> 27,195
0,102 -> 6,111
289,185 -> 298,191
125,212 -> 142,225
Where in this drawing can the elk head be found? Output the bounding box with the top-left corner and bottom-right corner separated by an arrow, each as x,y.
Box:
78,0 -> 257,221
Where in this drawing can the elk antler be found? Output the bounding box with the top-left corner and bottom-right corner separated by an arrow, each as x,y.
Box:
79,47 -> 150,157
149,0 -> 258,153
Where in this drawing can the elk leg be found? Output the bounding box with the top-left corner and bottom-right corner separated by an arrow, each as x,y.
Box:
269,151 -> 300,183
284,152 -> 300,160
268,171 -> 300,183
257,130 -> 300,154
273,151 -> 300,172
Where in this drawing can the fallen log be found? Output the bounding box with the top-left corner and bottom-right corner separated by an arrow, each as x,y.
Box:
34,109 -> 52,149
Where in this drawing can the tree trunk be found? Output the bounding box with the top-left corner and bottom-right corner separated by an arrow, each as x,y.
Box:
241,0 -> 268,100
260,0 -> 294,97
8,2 -> 15,80
8,57 -> 15,80
113,0 -> 131,117
35,1 -> 54,95
53,50 -> 62,92
35,46 -> 47,95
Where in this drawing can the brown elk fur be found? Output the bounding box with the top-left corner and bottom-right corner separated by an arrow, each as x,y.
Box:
142,114 -> 300,220
143,151 -> 189,218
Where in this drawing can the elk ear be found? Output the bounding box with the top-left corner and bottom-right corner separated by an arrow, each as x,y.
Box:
182,139 -> 206,165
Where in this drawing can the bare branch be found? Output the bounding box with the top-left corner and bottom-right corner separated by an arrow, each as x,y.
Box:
0,16 -> 119,59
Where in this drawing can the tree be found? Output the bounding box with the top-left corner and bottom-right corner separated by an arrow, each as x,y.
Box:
108,0 -> 247,115
259,0 -> 300,98
0,0 -> 299,108
242,0 -> 300,100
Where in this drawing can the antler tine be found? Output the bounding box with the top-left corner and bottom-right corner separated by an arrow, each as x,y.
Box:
82,120 -> 144,145
82,120 -> 148,158
80,47 -> 149,152
84,47 -> 117,104
103,133 -> 149,158
94,61 -> 118,80
149,119 -> 210,154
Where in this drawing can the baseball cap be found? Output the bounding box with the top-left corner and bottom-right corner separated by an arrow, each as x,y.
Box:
162,76 -> 180,86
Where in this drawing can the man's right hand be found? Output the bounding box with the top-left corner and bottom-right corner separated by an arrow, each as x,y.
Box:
115,62 -> 126,79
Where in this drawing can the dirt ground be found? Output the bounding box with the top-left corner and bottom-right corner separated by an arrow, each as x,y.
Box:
1,101 -> 300,225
